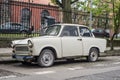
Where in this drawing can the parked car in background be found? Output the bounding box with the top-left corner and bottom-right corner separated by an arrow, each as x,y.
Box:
92,28 -> 110,38
0,22 -> 32,34
12,24 -> 106,67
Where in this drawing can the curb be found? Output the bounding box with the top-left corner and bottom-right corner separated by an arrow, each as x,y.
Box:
105,49 -> 120,56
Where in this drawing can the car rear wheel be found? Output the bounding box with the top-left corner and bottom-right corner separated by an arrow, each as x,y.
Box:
37,49 -> 55,67
87,48 -> 98,62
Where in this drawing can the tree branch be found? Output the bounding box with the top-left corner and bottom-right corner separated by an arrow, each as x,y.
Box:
55,0 -> 63,8
71,0 -> 78,4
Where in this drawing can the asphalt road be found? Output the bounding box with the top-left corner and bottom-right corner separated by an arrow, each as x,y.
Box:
0,56 -> 120,80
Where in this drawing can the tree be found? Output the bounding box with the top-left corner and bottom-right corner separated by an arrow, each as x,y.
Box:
51,0 -> 78,23
75,0 -> 111,28
76,0 -> 120,50
110,0 -> 120,50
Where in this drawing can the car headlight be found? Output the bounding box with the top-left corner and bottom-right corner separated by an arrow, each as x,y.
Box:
28,40 -> 33,48
10,41 -> 15,48
10,42 -> 14,48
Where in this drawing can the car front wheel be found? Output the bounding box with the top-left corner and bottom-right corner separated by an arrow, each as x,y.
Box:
87,48 -> 99,62
37,49 -> 55,67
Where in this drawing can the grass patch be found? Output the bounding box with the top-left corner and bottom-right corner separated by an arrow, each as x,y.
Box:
0,33 -> 40,48
0,33 -> 39,39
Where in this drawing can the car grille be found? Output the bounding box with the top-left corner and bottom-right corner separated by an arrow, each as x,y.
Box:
15,46 -> 29,51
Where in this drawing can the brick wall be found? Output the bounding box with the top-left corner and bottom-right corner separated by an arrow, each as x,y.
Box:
10,1 -> 60,31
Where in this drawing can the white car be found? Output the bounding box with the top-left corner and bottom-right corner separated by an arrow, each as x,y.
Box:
12,24 -> 106,67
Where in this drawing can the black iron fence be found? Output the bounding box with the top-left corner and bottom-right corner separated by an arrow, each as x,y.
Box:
0,0 -> 112,39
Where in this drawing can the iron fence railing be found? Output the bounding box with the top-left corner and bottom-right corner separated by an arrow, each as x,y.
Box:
0,1 -> 112,39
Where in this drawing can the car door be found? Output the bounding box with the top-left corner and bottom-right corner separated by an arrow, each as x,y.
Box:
79,27 -> 94,56
61,25 -> 83,57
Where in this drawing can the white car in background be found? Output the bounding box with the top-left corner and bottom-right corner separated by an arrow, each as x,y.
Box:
12,24 -> 106,67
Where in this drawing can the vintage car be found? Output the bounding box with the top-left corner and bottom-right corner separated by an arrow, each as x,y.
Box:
12,24 -> 106,67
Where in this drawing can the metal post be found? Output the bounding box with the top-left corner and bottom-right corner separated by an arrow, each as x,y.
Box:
89,0 -> 92,28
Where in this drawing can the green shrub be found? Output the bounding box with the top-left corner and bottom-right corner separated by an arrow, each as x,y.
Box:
107,39 -> 120,47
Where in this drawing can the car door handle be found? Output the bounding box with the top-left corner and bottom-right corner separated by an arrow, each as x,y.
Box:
77,39 -> 82,41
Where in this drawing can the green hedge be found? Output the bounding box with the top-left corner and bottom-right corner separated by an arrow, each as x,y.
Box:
0,39 -> 12,48
107,39 -> 120,47
0,38 -> 120,48
0,38 -> 23,48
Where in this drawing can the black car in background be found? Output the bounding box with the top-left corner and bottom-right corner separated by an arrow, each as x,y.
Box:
0,22 -> 32,34
92,28 -> 110,38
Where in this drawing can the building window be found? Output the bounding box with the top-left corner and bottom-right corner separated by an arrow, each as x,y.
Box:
21,8 -> 31,26
41,10 -> 50,18
41,10 -> 50,26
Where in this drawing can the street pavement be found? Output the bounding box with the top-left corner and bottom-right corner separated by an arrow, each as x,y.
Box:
67,70 -> 120,80
0,56 -> 120,80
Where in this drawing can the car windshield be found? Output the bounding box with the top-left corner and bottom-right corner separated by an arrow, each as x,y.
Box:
44,25 -> 61,36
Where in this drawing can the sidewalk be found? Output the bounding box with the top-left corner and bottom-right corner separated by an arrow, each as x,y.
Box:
0,48 -> 12,56
0,48 -> 13,61
106,47 -> 120,50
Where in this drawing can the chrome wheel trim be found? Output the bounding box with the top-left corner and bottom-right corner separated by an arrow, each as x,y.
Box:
41,52 -> 53,65
39,49 -> 54,67
90,51 -> 98,61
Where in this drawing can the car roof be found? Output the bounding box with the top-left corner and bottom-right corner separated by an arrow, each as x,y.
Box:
54,23 -> 88,28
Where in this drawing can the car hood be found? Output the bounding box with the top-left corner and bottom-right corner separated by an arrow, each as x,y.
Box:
12,36 -> 57,46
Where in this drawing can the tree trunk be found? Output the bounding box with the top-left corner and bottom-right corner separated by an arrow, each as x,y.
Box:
62,0 -> 72,23
110,33 -> 116,50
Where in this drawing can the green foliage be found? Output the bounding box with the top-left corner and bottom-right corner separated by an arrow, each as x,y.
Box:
51,0 -> 57,5
76,0 -> 111,16
113,0 -> 120,33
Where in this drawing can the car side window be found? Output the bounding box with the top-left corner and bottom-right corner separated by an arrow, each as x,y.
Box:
79,27 -> 92,37
61,26 -> 79,37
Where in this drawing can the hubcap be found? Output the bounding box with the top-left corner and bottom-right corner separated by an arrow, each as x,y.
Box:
90,51 -> 97,61
41,52 -> 53,65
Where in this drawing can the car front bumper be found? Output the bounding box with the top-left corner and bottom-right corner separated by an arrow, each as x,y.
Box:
12,54 -> 34,62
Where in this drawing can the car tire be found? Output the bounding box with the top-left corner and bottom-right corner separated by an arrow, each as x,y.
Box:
37,49 -> 55,67
87,48 -> 98,62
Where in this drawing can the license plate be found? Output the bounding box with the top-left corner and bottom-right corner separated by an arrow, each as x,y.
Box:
16,56 -> 24,61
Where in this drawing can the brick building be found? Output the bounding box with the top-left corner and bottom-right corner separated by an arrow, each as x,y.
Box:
0,0 -> 60,31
